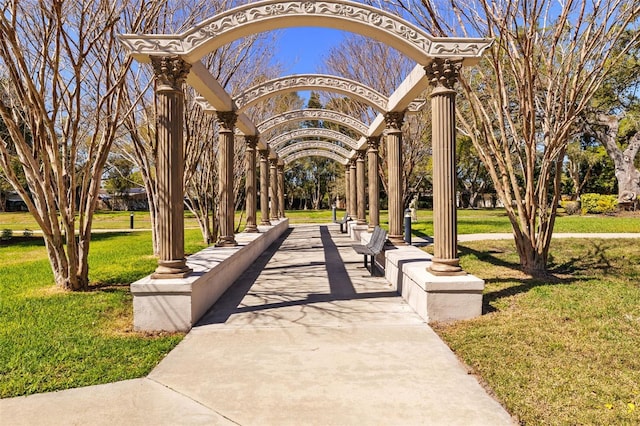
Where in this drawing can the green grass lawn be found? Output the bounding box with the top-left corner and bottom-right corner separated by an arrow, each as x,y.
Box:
2,208 -> 638,234
410,209 -> 640,235
434,238 -> 640,425
0,210 -> 204,232
0,229 -> 208,398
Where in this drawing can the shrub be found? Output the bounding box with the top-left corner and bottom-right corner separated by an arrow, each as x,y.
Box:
1,229 -> 13,241
561,201 -> 581,215
580,193 -> 618,214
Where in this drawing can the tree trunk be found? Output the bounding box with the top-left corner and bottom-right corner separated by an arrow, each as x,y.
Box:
595,115 -> 640,204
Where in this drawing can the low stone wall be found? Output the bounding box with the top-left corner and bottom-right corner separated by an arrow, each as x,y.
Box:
348,221 -> 369,241
131,219 -> 289,332
384,244 -> 484,323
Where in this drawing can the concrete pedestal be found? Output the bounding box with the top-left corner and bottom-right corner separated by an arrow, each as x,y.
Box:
385,244 -> 484,323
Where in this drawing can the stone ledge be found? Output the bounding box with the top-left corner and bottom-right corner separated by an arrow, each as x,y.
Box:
385,244 -> 484,323
131,219 -> 289,332
349,223 -> 369,241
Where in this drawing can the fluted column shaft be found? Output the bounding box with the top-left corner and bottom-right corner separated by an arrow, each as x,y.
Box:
385,111 -> 405,243
216,111 -> 238,247
150,56 -> 192,279
244,136 -> 258,233
367,136 -> 381,231
277,164 -> 285,218
356,150 -> 367,225
259,150 -> 271,226
349,159 -> 357,220
270,158 -> 279,221
344,165 -> 350,214
426,59 -> 464,275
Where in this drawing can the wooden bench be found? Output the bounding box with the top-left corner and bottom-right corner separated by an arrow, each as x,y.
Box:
352,226 -> 387,276
335,211 -> 352,233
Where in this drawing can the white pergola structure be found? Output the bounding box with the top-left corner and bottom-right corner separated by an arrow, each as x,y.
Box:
120,0 -> 493,326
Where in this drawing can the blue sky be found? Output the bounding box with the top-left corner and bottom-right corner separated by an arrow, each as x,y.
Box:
273,27 -> 347,104
275,27 -> 346,75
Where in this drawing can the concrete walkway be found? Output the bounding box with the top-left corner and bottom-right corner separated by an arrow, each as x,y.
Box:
1,224 -> 513,425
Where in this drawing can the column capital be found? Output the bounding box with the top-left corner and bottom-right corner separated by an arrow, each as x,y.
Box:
244,135 -> 259,149
150,56 -> 191,92
216,111 -> 237,132
356,149 -> 366,161
350,158 -> 357,168
269,157 -> 278,167
384,111 -> 405,133
277,163 -> 285,172
259,148 -> 270,160
425,58 -> 463,92
367,136 -> 380,151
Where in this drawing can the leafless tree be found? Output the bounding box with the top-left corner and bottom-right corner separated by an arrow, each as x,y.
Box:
387,0 -> 640,274
0,0 -> 164,290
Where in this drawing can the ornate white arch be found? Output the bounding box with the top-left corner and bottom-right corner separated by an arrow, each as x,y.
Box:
120,0 -> 492,66
284,149 -> 348,166
234,75 -> 387,113
277,141 -> 352,159
257,109 -> 368,136
268,128 -> 359,150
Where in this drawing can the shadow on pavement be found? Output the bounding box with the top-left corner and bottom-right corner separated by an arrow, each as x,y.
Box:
197,225 -> 395,326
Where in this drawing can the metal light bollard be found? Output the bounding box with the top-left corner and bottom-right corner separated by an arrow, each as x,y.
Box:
404,208 -> 412,245
332,205 -> 337,222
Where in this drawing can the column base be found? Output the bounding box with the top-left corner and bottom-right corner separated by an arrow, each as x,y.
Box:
151,259 -> 192,279
428,258 -> 466,276
388,234 -> 404,244
260,220 -> 272,226
216,236 -> 238,247
244,225 -> 259,233
356,219 -> 367,226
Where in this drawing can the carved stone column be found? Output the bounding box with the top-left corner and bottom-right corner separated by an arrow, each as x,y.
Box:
367,136 -> 381,231
344,164 -> 350,214
150,56 -> 192,279
277,164 -> 285,218
356,150 -> 367,225
244,136 -> 259,233
269,158 -> 279,221
349,158 -> 357,220
216,111 -> 238,247
259,149 -> 271,226
426,58 -> 465,275
385,111 -> 405,243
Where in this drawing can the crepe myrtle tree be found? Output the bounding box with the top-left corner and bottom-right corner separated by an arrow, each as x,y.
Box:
385,0 -> 640,275
0,0 -> 165,290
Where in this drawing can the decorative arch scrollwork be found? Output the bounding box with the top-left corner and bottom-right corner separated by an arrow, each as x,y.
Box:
268,128 -> 359,150
283,149 -> 349,166
257,109 -> 368,136
234,75 -> 388,113
120,0 -> 492,65
276,141 -> 352,159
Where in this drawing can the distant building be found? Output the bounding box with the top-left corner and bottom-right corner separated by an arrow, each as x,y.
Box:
3,192 -> 28,212
99,188 -> 149,211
